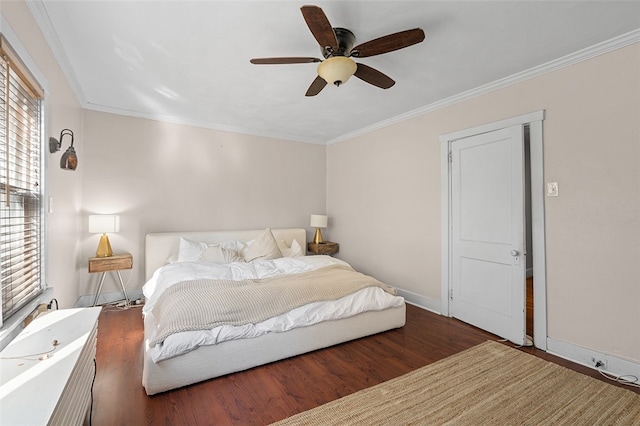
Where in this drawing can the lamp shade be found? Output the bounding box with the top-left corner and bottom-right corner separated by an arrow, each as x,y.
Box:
310,214 -> 328,228
88,215 -> 120,233
60,146 -> 78,170
317,57 -> 357,86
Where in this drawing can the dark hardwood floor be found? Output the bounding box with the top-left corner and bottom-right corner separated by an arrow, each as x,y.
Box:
526,276 -> 533,337
92,303 -> 638,426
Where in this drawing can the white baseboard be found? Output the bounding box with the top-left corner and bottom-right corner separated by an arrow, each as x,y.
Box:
547,337 -> 640,383
74,289 -> 144,308
396,288 -> 441,314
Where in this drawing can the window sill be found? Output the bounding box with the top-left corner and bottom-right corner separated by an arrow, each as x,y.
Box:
0,287 -> 53,351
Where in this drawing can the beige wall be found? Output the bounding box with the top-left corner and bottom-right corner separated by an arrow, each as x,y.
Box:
79,111 -> 326,296
2,1 -> 84,309
327,43 -> 640,363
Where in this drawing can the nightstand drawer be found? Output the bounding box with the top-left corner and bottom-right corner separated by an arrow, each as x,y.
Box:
307,242 -> 339,255
88,253 -> 133,273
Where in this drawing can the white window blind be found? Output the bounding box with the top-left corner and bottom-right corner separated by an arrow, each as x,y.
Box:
0,36 -> 44,323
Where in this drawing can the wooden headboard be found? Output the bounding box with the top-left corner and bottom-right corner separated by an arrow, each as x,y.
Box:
144,228 -> 307,280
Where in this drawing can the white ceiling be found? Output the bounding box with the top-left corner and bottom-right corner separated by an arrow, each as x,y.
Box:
28,1 -> 640,144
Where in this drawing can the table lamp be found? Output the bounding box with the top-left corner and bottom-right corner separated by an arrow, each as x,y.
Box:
88,215 -> 120,257
310,214 -> 328,244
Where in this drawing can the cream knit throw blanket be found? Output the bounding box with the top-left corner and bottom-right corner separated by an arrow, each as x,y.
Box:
149,265 -> 397,348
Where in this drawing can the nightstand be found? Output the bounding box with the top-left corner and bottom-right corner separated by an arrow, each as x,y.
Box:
307,241 -> 339,256
88,253 -> 132,306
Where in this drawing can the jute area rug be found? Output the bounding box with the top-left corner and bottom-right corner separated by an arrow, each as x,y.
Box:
272,341 -> 640,425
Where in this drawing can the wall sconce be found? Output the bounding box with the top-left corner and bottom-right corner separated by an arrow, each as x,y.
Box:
88,215 -> 120,257
49,129 -> 78,171
310,214 -> 328,244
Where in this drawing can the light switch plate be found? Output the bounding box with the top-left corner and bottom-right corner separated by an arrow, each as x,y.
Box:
547,182 -> 559,197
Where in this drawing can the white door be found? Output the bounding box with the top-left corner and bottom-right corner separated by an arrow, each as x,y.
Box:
450,125 -> 526,345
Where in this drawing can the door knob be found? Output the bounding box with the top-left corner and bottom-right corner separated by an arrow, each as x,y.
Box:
510,250 -> 520,257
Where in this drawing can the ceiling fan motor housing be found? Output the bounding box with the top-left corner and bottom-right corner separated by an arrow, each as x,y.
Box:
321,27 -> 356,58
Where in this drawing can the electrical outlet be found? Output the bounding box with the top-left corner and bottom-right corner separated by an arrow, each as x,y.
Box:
591,357 -> 607,369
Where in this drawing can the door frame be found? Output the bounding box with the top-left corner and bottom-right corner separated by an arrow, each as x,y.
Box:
440,110 -> 547,350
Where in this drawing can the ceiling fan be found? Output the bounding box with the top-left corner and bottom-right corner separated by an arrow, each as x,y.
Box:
250,5 -> 425,96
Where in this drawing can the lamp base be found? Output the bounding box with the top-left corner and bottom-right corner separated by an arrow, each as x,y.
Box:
96,234 -> 113,257
313,228 -> 324,244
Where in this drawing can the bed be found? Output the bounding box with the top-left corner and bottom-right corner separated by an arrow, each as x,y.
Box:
141,228 -> 406,395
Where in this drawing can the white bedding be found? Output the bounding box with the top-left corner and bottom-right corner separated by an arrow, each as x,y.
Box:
143,255 -> 404,363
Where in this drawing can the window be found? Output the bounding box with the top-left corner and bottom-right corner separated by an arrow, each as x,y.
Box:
0,35 -> 44,325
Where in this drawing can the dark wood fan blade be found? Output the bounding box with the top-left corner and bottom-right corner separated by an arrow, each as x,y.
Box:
301,5 -> 338,50
354,63 -> 395,89
305,75 -> 327,97
351,28 -> 425,58
250,57 -> 322,64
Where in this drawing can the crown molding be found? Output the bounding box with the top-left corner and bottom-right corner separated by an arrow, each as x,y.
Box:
327,29 -> 640,145
26,0 -> 88,105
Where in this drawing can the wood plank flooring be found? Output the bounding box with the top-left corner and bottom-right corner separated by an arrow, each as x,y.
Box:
91,303 -> 638,426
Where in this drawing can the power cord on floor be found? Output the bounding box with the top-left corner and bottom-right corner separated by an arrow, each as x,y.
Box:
596,364 -> 640,389
498,339 -> 639,389
101,299 -> 144,312
89,358 -> 97,426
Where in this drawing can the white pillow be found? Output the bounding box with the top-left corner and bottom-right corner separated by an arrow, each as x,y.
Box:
243,228 -> 282,262
177,237 -> 208,262
200,246 -> 244,264
278,239 -> 304,257
219,240 -> 246,254
177,237 -> 245,263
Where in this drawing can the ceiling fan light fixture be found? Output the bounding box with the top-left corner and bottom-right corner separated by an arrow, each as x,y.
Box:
317,56 -> 357,87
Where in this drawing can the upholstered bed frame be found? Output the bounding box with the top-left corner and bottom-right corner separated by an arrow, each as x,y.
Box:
142,228 -> 406,395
